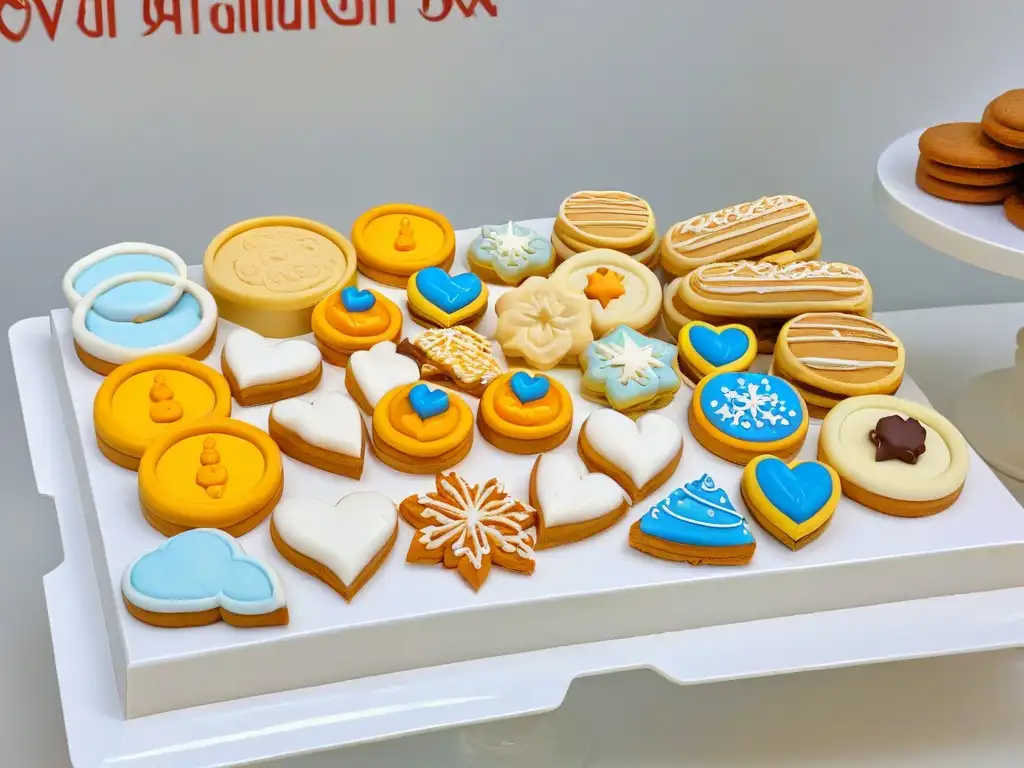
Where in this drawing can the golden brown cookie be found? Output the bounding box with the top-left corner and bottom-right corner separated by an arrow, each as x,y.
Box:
915,162 -> 1016,203
1006,194 -> 1024,231
919,122 -> 1024,168
983,92 -> 1024,149
918,156 -> 1020,187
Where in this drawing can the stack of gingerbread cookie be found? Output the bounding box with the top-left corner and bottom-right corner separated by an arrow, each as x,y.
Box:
916,89 -> 1024,230
551,190 -> 659,267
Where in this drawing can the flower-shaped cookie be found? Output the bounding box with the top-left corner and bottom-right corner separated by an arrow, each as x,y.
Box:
580,325 -> 681,412
494,276 -> 594,370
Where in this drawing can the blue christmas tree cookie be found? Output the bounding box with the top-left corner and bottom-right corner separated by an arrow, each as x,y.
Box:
580,325 -> 681,413
629,474 -> 756,565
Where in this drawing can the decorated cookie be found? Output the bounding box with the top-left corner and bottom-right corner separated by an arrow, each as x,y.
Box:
93,354 -> 232,471
271,491 -> 398,602
677,320 -> 757,383
772,312 -> 904,417
580,325 -> 681,414
72,272 -> 219,376
268,391 -> 366,479
311,286 -> 403,366
689,371 -> 809,465
344,340 -> 421,414
138,417 -> 284,537
204,216 -> 356,338
122,528 -> 288,628
478,371 -> 573,454
660,195 -> 818,277
467,221 -> 555,285
398,325 -> 503,397
221,327 -> 323,407
351,204 -> 456,286
406,267 -> 489,329
629,474 -> 756,566
578,410 -> 682,503
819,395 -> 969,517
550,249 -> 661,336
553,190 -> 658,264
529,452 -> 629,549
371,382 -> 474,474
741,456 -> 840,550
400,472 -> 536,591
494,275 -> 594,370
63,242 -> 188,312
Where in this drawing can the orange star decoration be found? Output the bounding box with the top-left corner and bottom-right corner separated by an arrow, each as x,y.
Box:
583,267 -> 626,308
400,472 -> 537,590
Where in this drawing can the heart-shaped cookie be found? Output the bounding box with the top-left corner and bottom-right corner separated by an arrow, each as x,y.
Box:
223,327 -> 322,390
270,391 -> 364,458
741,455 -> 839,550
271,491 -> 398,601
415,268 -> 482,312
579,410 -> 683,503
346,341 -> 421,412
530,452 -> 629,548
679,321 -> 756,380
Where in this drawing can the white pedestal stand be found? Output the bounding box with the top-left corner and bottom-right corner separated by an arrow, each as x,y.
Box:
875,128 -> 1024,479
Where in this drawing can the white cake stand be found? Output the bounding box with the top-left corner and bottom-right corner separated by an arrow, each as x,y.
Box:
874,128 -> 1024,479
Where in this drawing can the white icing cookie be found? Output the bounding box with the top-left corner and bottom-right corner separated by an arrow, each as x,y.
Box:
223,327 -> 322,390
272,492 -> 399,601
579,410 -> 683,502
530,452 -> 629,548
270,391 -> 363,458
346,340 -> 421,411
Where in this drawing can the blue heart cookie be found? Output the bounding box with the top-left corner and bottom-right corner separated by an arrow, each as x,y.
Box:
742,455 -> 839,550
679,321 -> 756,380
408,383 -> 449,420
415,268 -> 482,313
510,371 -> 550,404
341,286 -> 376,313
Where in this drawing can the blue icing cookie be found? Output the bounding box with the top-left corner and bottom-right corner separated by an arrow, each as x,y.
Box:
510,371 -> 549,404
408,383 -> 449,420
688,325 -> 751,367
341,286 -> 376,312
415,267 -> 482,313
583,325 -> 679,410
469,221 -> 554,283
699,372 -> 802,442
85,290 -> 202,349
754,457 -> 835,524
75,254 -> 181,320
640,474 -> 754,549
123,528 -> 284,615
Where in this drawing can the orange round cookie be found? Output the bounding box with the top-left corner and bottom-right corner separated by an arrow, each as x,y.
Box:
983,92 -> 1024,149
138,417 -> 284,537
915,162 -> 1016,203
918,122 -> 1024,169
351,204 -> 456,286
477,371 -> 573,454
311,286 -> 402,366
94,355 -> 232,471
1006,194 -> 1024,232
918,156 -> 1020,187
371,382 -> 474,474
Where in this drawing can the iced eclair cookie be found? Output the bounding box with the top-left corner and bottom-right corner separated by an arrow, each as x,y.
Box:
690,371 -> 809,465
580,325 -> 681,414
740,456 -> 840,550
818,395 -> 968,517
406,267 -> 489,329
468,221 -> 555,285
221,327 -> 323,407
371,382 -> 474,474
311,286 -> 403,366
478,371 -> 573,454
268,391 -> 366,479
494,276 -> 594,371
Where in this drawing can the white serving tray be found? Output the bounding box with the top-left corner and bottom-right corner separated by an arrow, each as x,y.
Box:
12,220 -> 1024,768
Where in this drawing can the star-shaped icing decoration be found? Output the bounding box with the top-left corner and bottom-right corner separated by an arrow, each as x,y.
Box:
480,221 -> 537,265
593,332 -> 665,385
583,267 -> 626,309
583,325 -> 680,410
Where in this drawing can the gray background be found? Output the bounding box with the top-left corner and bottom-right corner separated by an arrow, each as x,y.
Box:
3,1 -> 1024,765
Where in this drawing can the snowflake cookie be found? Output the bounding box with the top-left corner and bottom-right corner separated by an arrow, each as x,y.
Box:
580,325 -> 681,413
690,371 -> 809,465
399,472 -> 537,591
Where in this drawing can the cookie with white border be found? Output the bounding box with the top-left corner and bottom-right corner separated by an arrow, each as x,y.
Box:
268,391 -> 366,478
271,491 -> 398,602
578,410 -> 683,503
221,327 -> 322,406
529,452 -> 630,549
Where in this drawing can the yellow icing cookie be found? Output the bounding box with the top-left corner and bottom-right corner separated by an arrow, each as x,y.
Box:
371,382 -> 474,474
478,371 -> 573,454
311,287 -> 403,366
351,204 -> 456,286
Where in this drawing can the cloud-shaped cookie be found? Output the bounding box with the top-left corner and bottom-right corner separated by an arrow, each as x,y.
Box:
122,528 -> 286,621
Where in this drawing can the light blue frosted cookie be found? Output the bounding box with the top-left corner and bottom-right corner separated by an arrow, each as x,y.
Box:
580,325 -> 680,412
467,221 -> 555,285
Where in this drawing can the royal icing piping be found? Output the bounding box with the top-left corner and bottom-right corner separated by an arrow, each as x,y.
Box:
785,315 -> 900,373
270,391 -> 363,457
410,326 -> 502,388
72,271 -> 218,365
699,372 -> 802,442
639,475 -> 754,547
121,528 -> 286,615
470,221 -> 553,282
494,276 -> 594,370
535,453 -> 627,527
584,410 -> 682,488
223,327 -> 321,390
583,326 -> 680,409
692,261 -> 867,295
669,195 -> 809,251
415,474 -> 535,571
62,242 -> 188,311
273,492 -> 397,587
348,341 -> 421,408
560,191 -> 652,232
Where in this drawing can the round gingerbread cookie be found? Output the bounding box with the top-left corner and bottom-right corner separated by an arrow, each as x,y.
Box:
915,161 -> 1016,204
1005,194 -> 1024,232
818,395 -> 968,518
983,93 -> 1024,150
918,156 -> 1020,187
918,122 -> 1024,169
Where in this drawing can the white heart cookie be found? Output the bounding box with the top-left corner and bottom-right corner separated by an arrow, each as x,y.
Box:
583,410 -> 682,489
273,492 -> 398,592
348,341 -> 420,408
534,453 -> 627,527
270,391 -> 363,458
223,327 -> 321,389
